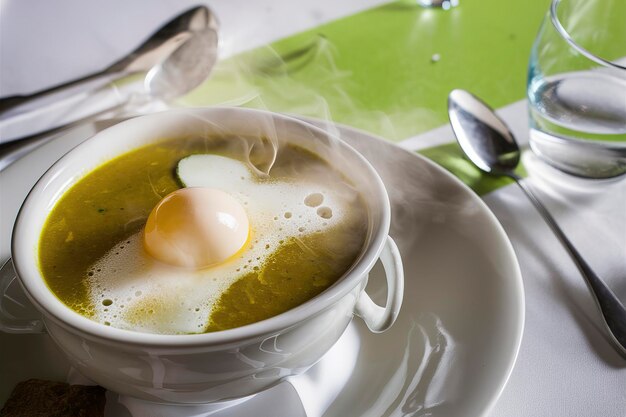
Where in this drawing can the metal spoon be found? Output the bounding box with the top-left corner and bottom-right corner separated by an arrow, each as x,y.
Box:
448,88 -> 626,358
0,6 -> 218,114
0,6 -> 218,170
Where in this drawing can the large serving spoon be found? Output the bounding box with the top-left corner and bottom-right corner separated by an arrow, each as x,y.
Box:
448,88 -> 626,357
0,6 -> 218,115
0,6 -> 218,170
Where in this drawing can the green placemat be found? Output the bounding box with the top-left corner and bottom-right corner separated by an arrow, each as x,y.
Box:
179,0 -> 550,194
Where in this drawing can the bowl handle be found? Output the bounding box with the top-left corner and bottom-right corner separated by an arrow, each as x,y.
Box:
354,236 -> 404,333
0,259 -> 45,334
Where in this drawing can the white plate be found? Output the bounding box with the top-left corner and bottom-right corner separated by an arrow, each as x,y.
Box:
0,118 -> 524,416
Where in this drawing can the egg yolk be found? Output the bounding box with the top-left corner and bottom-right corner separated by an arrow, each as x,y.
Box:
143,188 -> 249,268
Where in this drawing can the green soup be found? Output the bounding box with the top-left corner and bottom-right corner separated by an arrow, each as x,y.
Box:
38,136 -> 368,334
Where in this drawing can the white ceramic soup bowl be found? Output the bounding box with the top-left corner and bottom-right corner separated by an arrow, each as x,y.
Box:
7,107 -> 403,404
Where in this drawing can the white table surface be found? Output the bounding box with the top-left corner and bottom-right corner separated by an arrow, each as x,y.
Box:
1,1 -> 625,416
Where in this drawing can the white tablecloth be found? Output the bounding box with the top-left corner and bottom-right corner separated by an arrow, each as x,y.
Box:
1,1 -> 625,416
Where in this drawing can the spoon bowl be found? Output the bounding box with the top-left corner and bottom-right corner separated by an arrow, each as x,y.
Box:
108,6 -> 218,76
144,26 -> 218,101
448,89 -> 520,177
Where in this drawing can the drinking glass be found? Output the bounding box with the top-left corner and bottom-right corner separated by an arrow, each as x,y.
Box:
527,0 -> 626,178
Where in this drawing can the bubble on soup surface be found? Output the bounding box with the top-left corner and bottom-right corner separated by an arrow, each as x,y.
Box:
304,193 -> 324,207
317,207 -> 333,219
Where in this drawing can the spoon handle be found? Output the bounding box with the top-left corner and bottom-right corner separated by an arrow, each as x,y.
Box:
512,175 -> 626,357
0,69 -> 124,116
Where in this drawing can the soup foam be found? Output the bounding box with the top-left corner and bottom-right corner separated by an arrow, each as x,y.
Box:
87,155 -> 359,334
